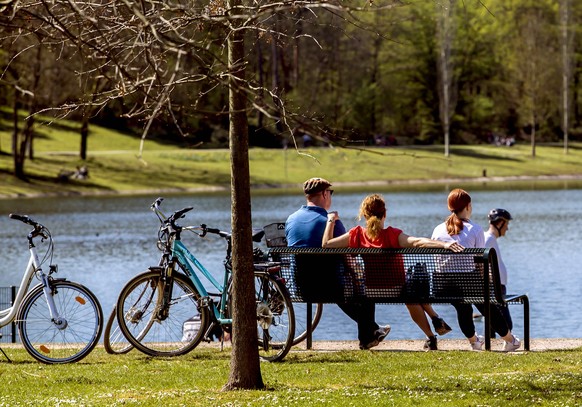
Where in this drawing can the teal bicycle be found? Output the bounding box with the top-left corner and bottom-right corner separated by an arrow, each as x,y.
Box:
114,198 -> 295,362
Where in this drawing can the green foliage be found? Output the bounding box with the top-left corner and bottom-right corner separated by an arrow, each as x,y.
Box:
0,345 -> 581,406
3,0 -> 581,147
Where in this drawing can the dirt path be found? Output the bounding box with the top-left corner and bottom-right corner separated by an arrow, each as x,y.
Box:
191,338 -> 582,352
290,338 -> 582,352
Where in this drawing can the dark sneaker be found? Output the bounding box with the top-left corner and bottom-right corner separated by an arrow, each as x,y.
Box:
359,338 -> 379,350
431,317 -> 452,336
359,325 -> 391,350
423,335 -> 438,351
375,325 -> 391,342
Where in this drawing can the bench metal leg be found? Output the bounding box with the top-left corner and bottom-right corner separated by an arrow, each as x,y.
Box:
506,294 -> 530,351
306,302 -> 313,350
522,296 -> 530,351
484,303 -> 491,351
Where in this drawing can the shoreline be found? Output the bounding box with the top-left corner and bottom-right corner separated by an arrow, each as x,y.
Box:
3,173 -> 582,200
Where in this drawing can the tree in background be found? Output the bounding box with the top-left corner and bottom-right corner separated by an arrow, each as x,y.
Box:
436,0 -> 456,157
505,0 -> 560,157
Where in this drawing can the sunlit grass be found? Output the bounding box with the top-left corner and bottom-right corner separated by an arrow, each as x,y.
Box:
0,346 -> 581,406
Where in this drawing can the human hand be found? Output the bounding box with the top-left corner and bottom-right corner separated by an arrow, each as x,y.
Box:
445,241 -> 464,252
327,211 -> 339,223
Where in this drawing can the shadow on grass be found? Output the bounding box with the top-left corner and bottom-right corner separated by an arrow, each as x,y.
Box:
450,147 -> 523,161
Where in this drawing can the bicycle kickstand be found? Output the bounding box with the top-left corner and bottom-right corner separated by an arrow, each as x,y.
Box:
0,333 -> 11,362
0,345 -> 11,363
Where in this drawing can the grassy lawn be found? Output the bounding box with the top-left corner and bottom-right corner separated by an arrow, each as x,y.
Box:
2,115 -> 582,198
0,345 -> 580,406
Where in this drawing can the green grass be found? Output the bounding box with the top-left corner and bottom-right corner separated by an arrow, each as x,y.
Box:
2,113 -> 582,198
0,346 -> 581,406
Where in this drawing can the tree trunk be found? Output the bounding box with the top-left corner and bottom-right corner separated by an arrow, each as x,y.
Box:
436,0 -> 456,158
81,114 -> 89,160
560,0 -> 570,154
223,0 -> 264,391
531,113 -> 536,158
12,94 -> 26,180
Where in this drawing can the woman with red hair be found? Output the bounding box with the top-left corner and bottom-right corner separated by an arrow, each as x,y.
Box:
432,188 -> 521,352
323,194 -> 462,350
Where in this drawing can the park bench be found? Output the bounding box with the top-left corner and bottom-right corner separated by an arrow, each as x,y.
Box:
263,223 -> 530,352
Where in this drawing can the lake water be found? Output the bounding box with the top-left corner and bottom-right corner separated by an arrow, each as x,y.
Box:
0,186 -> 580,342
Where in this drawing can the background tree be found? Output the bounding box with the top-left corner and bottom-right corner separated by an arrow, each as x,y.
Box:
436,0 -> 456,157
561,0 -> 573,154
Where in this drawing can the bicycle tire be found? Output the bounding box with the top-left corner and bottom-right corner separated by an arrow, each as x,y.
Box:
17,280 -> 103,364
103,305 -> 133,355
116,270 -> 208,357
254,272 -> 295,362
292,303 -> 323,345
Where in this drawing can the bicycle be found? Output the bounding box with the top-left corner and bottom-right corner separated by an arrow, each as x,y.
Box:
113,198 -> 295,362
0,214 -> 103,364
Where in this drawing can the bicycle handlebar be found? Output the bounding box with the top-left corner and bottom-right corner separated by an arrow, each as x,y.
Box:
199,224 -> 230,239
151,198 -> 235,241
9,213 -> 37,225
9,213 -> 50,241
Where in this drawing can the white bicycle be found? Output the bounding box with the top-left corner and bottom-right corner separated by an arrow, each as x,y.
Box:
0,214 -> 103,364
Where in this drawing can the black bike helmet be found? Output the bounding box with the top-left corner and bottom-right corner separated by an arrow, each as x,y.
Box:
488,208 -> 513,223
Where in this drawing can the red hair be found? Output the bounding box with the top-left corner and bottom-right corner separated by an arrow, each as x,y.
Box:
359,194 -> 386,240
445,188 -> 471,236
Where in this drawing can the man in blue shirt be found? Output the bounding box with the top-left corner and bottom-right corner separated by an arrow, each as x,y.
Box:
285,177 -> 391,349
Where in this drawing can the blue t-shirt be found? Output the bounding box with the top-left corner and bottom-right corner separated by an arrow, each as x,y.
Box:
285,205 -> 346,247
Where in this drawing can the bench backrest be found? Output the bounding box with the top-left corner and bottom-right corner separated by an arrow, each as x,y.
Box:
267,247 -> 504,304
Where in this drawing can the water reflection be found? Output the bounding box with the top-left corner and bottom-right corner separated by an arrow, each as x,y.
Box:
0,187 -> 580,341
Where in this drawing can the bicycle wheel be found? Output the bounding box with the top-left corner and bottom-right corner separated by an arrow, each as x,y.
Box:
103,305 -> 133,355
17,280 -> 103,364
292,303 -> 323,345
254,272 -> 295,362
116,270 -> 208,357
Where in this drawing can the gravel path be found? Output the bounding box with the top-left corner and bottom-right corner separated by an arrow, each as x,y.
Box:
291,338 -> 582,352
188,338 -> 582,353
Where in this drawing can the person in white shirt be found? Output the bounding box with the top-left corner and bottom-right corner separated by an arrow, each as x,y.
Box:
432,188 -> 520,352
484,208 -> 513,330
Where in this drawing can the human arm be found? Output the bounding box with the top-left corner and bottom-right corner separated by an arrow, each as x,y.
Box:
398,232 -> 464,252
322,212 -> 350,248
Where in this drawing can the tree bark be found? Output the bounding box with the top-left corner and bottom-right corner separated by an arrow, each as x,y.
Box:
436,0 -> 455,158
223,0 -> 264,391
560,0 -> 570,154
80,114 -> 89,160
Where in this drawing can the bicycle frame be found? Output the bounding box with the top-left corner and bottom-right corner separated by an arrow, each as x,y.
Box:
170,237 -> 232,326
0,237 -> 60,328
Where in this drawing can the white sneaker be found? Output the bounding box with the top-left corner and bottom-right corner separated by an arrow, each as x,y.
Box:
503,335 -> 521,352
470,335 -> 485,351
